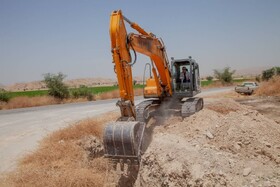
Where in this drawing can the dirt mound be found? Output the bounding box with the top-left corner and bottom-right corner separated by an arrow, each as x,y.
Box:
137,99 -> 280,186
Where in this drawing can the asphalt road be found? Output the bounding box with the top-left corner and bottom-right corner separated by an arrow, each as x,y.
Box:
0,87 -> 233,173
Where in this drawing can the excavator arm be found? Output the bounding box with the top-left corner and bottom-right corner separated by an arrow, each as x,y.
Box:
104,10 -> 174,164
109,10 -> 172,120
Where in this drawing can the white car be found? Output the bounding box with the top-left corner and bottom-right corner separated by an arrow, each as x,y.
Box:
235,82 -> 259,95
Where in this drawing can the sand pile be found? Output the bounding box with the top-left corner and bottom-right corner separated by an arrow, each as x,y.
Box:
137,99 -> 280,186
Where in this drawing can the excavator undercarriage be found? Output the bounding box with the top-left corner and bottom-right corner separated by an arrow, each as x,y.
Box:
104,97 -> 204,166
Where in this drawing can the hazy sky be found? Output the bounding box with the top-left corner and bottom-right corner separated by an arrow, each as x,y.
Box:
1,0 -> 280,85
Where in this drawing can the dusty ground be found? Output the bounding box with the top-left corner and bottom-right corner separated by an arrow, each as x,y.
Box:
236,97 -> 280,124
134,98 -> 280,187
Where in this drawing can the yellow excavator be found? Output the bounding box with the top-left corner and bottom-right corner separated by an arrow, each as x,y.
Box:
103,10 -> 203,166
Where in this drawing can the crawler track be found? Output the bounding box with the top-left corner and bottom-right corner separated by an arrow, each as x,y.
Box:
181,97 -> 204,117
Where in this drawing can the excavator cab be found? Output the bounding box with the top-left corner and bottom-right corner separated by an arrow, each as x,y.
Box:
171,57 -> 201,99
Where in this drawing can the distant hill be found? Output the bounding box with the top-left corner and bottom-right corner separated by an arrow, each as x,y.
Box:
4,78 -> 118,92
65,77 -> 117,88
0,83 -> 5,90
5,81 -> 46,91
202,66 -> 271,78
234,66 -> 271,77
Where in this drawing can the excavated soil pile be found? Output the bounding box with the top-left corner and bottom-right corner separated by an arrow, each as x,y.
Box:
136,98 -> 280,186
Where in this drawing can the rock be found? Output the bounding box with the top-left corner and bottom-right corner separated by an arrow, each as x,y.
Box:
243,167 -> 252,176
206,131 -> 214,139
243,141 -> 251,145
263,181 -> 271,186
264,142 -> 272,148
166,153 -> 174,161
256,149 -> 263,154
237,141 -> 242,146
234,143 -> 241,150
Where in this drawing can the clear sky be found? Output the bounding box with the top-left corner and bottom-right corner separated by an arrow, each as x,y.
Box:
1,0 -> 280,85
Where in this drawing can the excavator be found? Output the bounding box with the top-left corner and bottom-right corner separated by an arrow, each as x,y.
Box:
103,10 -> 203,167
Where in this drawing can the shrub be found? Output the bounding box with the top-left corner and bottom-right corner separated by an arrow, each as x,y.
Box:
133,80 -> 137,85
206,76 -> 213,81
213,67 -> 236,84
262,67 -> 280,81
0,90 -> 10,102
262,68 -> 275,81
43,72 -> 69,99
71,85 -> 94,101
276,67 -> 280,75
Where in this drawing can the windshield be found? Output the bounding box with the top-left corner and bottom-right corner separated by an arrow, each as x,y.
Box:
243,83 -> 254,86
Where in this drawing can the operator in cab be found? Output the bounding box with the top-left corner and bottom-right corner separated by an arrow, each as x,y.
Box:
180,67 -> 190,91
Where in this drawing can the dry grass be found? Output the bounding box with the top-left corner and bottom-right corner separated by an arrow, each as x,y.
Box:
0,96 -> 92,110
97,89 -> 120,100
256,76 -> 280,96
1,112 -> 119,187
0,88 -> 143,110
201,81 -> 225,89
63,97 -> 89,103
1,96 -> 60,110
96,88 -> 143,100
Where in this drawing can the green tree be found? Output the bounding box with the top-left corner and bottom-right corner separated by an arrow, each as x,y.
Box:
275,67 -> 280,75
213,67 -> 236,84
206,76 -> 213,81
262,68 -> 275,81
133,80 -> 137,85
262,67 -> 280,81
262,68 -> 274,81
43,72 -> 69,99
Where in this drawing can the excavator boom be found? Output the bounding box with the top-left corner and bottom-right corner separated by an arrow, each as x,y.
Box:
109,10 -> 172,120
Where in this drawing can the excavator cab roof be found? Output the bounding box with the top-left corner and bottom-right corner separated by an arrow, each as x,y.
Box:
171,56 -> 198,68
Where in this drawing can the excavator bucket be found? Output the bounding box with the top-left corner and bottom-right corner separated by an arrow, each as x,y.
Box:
103,121 -> 146,162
